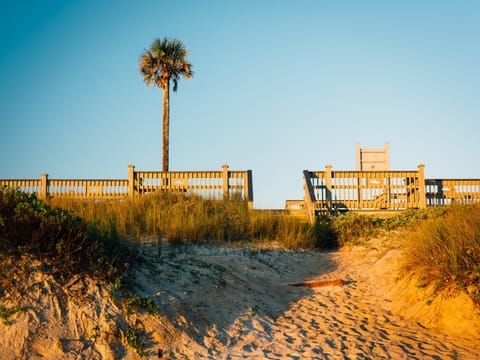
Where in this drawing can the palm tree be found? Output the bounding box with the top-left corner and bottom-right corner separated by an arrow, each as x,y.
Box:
139,37 -> 193,172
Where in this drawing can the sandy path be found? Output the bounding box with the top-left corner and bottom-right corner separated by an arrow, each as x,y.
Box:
1,240 -> 479,359
220,251 -> 475,359
133,243 -> 480,359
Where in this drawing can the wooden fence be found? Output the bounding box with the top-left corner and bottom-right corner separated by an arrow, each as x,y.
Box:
302,164 -> 480,223
0,164 -> 254,207
426,179 -> 480,206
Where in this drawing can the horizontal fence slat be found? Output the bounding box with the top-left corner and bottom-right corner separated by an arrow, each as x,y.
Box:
304,168 -> 480,216
306,169 -> 422,212
1,167 -> 252,204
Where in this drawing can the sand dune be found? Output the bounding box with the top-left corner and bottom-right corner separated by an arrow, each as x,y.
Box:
134,242 -> 479,359
1,236 -> 479,359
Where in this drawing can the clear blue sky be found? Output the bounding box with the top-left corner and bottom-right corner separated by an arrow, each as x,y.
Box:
1,0 -> 479,208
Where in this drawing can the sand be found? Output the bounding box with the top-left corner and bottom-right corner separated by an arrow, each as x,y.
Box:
1,235 -> 479,359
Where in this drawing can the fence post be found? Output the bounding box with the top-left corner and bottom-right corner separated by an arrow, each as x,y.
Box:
325,164 -> 333,213
418,164 -> 427,208
246,170 -> 254,209
128,164 -> 135,199
41,173 -> 48,199
303,170 -> 316,224
222,164 -> 229,200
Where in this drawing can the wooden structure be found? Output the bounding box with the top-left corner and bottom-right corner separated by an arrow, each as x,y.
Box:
0,164 -> 254,208
356,142 -> 390,171
297,164 -> 480,223
426,179 -> 480,206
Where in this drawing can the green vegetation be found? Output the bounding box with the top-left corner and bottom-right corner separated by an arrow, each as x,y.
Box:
139,37 -> 193,172
126,325 -> 147,357
328,207 -> 450,246
124,294 -> 159,316
320,207 -> 480,304
329,214 -> 383,246
3,185 -> 480,308
402,204 -> 480,305
44,192 -> 462,252
0,305 -> 22,326
0,187 -> 136,283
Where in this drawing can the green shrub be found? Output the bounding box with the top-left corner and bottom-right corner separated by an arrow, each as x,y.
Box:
0,187 -> 136,283
330,213 -> 383,246
126,325 -> 146,357
124,294 -> 159,316
314,217 -> 338,248
326,207 -> 451,247
381,206 -> 450,231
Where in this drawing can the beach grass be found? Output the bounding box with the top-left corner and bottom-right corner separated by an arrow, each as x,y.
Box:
401,204 -> 480,304
48,193 -> 331,249
4,186 -> 480,305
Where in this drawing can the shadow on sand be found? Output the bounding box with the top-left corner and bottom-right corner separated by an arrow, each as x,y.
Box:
131,242 -> 339,350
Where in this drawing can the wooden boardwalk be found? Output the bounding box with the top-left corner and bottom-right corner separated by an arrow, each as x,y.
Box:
295,164 -> 480,222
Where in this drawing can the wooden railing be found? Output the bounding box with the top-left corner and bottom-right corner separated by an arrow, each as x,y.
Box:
302,165 -> 426,221
0,179 -> 42,195
302,164 -> 480,222
426,179 -> 480,206
0,164 -> 254,207
132,165 -> 253,203
48,179 -> 128,199
302,170 -> 317,223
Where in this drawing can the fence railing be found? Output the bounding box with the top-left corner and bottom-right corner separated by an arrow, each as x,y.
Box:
0,179 -> 42,195
304,165 -> 426,215
47,179 -> 129,199
426,179 -> 480,206
0,164 -> 254,207
302,164 -> 480,221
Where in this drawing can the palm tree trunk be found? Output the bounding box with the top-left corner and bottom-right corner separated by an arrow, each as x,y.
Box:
162,81 -> 170,172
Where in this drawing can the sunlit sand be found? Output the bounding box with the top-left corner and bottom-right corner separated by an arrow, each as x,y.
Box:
1,235 -> 478,359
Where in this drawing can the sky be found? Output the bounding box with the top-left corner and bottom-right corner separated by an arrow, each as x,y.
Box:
1,0 -> 479,209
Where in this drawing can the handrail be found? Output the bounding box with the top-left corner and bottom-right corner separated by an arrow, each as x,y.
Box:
301,165 -> 427,218
0,164 -> 253,206
303,170 -> 316,223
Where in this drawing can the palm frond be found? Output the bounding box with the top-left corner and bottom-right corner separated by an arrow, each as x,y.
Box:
139,37 -> 193,91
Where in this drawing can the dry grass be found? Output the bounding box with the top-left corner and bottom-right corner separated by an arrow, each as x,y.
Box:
34,191 -> 480,306
402,204 -> 480,304
48,194 -> 329,250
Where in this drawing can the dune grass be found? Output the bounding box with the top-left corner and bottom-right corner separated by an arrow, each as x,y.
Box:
321,206 -> 480,304
48,193 -> 332,250
402,204 -> 480,305
49,193 -> 250,244
5,186 -> 479,304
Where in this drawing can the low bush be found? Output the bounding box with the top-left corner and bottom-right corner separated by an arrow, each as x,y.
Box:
327,207 -> 451,247
330,213 -> 383,246
0,187 -> 136,283
381,206 -> 450,231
